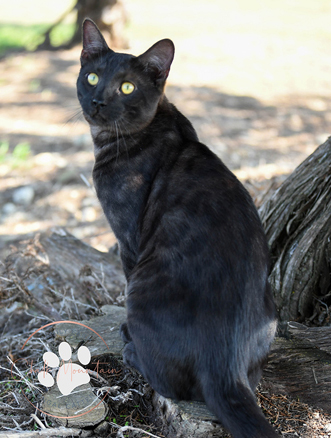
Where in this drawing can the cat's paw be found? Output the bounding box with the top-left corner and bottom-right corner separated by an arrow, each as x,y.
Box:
38,341 -> 91,396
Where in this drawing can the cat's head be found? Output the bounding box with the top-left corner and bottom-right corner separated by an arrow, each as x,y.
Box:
77,19 -> 174,135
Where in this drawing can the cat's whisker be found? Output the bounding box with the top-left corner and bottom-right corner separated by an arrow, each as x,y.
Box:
122,121 -> 135,141
105,126 -> 114,155
116,121 -> 129,160
64,109 -> 84,127
118,119 -> 137,149
114,121 -> 121,163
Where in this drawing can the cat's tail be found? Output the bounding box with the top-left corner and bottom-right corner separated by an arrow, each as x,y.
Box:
203,379 -> 279,438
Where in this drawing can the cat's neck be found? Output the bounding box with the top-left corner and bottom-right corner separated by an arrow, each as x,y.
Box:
91,96 -> 198,165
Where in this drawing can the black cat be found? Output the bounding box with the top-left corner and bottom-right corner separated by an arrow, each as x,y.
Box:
77,19 -> 278,438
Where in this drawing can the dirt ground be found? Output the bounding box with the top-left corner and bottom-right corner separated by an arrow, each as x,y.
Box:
2,1 -> 331,435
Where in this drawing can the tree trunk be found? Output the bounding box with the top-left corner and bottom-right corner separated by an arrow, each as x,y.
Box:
259,138 -> 331,325
73,0 -> 128,48
37,0 -> 128,51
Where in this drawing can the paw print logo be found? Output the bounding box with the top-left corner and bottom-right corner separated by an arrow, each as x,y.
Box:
38,341 -> 91,396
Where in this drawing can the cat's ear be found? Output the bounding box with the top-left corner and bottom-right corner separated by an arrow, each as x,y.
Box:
81,19 -> 111,63
137,39 -> 175,84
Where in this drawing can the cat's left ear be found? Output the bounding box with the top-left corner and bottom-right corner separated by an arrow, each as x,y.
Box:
137,39 -> 175,84
81,18 -> 111,64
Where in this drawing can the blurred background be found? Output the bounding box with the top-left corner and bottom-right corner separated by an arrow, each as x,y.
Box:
1,0 -> 331,255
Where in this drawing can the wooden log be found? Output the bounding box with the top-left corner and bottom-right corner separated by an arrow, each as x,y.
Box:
3,228 -> 126,316
264,334 -> 331,412
36,228 -> 125,293
288,321 -> 331,355
54,304 -> 126,358
42,383 -> 108,428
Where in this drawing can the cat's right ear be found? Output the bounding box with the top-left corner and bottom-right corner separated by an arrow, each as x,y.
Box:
81,19 -> 110,64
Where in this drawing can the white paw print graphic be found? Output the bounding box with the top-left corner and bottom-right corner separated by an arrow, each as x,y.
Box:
38,341 -> 91,396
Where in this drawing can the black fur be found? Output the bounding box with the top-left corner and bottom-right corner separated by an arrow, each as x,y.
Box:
77,19 -> 278,438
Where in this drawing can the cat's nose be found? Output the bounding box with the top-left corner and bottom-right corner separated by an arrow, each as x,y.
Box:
92,99 -> 106,108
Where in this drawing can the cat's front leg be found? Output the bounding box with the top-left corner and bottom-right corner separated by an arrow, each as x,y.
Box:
119,247 -> 137,279
120,322 -> 132,343
120,323 -> 145,376
122,341 -> 145,376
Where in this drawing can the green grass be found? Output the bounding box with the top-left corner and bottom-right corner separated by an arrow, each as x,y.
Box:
49,22 -> 75,47
0,141 -> 31,168
0,23 -> 75,55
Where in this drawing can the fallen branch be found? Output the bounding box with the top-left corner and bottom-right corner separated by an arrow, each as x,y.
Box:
0,426 -> 91,437
111,422 -> 162,438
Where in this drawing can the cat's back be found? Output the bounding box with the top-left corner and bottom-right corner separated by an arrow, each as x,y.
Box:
146,116 -> 263,243
139,122 -> 269,281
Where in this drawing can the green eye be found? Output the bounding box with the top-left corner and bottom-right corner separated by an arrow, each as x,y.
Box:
87,73 -> 99,86
121,82 -> 135,94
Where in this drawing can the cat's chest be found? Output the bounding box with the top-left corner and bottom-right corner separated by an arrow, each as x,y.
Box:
94,166 -> 146,208
92,157 -> 156,239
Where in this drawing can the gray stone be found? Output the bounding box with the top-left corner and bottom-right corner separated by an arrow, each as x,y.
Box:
2,202 -> 17,215
12,185 -> 34,205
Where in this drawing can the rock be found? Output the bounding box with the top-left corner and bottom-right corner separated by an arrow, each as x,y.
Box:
94,420 -> 111,435
57,168 -> 81,185
12,185 -> 34,205
2,202 -> 17,216
72,134 -> 91,148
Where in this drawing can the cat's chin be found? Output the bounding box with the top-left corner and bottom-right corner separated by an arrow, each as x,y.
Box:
83,112 -> 109,128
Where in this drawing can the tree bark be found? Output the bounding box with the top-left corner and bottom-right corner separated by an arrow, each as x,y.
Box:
259,138 -> 331,324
